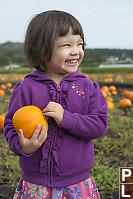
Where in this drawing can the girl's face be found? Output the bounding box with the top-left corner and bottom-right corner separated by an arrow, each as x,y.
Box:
45,28 -> 84,77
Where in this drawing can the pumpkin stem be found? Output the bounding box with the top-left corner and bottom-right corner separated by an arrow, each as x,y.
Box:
42,113 -> 49,121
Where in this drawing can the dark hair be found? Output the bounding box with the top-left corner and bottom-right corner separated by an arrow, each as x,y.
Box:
24,10 -> 85,72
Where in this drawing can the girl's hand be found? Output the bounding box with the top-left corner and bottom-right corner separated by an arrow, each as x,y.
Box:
18,124 -> 47,155
43,102 -> 64,125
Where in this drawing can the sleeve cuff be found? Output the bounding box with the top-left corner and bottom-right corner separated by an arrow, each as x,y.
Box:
60,109 -> 77,132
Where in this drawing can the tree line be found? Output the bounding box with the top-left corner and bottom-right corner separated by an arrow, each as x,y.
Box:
0,41 -> 133,67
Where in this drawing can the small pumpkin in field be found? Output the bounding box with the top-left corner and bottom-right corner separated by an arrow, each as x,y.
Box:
101,91 -> 107,98
0,89 -> 5,96
12,106 -> 48,139
122,90 -> 131,97
9,88 -> 13,94
104,78 -> 112,83
6,82 -> 12,88
111,90 -> 117,95
119,98 -> 132,108
119,98 -> 132,116
0,84 -> 6,90
101,86 -> 109,93
122,90 -> 133,102
109,85 -> 116,92
106,96 -> 113,103
0,113 -> 6,133
109,85 -> 117,95
107,101 -> 114,110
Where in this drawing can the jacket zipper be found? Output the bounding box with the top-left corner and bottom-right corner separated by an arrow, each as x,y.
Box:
49,123 -> 56,186
49,85 -> 61,186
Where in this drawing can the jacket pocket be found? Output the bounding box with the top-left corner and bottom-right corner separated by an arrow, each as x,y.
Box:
57,140 -> 94,176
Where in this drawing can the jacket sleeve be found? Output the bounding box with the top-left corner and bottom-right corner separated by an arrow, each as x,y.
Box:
4,83 -> 27,155
60,82 -> 108,140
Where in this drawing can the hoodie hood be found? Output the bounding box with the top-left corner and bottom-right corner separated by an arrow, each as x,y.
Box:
24,70 -> 87,83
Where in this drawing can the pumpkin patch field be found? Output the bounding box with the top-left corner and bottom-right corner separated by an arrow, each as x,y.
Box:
0,68 -> 133,199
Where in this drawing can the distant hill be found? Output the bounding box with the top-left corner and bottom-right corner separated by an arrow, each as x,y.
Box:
0,41 -> 24,56
85,48 -> 133,59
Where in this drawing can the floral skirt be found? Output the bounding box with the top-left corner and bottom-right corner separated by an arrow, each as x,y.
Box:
13,176 -> 100,199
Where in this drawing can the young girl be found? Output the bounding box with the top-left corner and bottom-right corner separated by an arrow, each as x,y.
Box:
4,10 -> 108,199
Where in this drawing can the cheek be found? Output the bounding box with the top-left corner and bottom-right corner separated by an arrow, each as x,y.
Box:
81,49 -> 84,57
80,50 -> 84,60
57,50 -> 68,61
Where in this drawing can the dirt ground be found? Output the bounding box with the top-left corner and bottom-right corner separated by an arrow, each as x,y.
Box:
0,185 -> 15,199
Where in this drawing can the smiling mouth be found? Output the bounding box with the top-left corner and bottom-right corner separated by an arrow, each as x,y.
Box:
65,59 -> 79,64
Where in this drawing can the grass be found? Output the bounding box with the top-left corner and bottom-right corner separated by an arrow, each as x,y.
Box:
0,136 -> 21,185
1,66 -> 133,74
79,66 -> 133,73
0,67 -> 33,74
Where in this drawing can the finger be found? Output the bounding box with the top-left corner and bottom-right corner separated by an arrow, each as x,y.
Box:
44,111 -> 55,118
43,105 -> 55,112
42,102 -> 57,112
42,107 -> 47,113
42,106 -> 51,113
48,101 -> 57,105
42,103 -> 51,112
37,125 -> 47,142
18,129 -> 24,139
18,129 -> 25,144
31,124 -> 41,140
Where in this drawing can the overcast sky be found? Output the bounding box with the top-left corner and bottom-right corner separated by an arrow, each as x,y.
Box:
0,0 -> 133,49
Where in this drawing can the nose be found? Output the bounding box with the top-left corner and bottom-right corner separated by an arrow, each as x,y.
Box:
70,46 -> 79,55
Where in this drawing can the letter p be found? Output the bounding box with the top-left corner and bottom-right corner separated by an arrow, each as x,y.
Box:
122,169 -> 131,181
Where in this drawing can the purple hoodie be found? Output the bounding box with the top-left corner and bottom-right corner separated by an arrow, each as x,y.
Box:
4,70 -> 108,187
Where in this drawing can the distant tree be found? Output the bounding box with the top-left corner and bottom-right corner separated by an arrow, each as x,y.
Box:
81,54 -> 107,67
0,56 -> 10,66
0,41 -> 24,56
10,55 -> 26,65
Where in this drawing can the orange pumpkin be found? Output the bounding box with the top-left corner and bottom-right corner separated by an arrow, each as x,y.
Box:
9,88 -> 13,94
101,91 -> 107,98
12,106 -> 48,139
104,78 -> 112,83
0,84 -> 6,90
6,82 -> 12,88
101,86 -> 109,93
127,92 -> 133,102
122,90 -> 133,102
0,113 -> 6,133
107,101 -> 114,110
109,85 -> 116,92
119,98 -> 132,108
0,89 -> 5,96
111,90 -> 117,95
106,96 -> 113,102
122,90 -> 130,97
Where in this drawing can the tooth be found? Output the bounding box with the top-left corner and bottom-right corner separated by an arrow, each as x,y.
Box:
70,60 -> 76,63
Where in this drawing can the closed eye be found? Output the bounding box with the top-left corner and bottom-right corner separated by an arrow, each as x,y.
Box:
62,44 -> 70,47
78,43 -> 83,46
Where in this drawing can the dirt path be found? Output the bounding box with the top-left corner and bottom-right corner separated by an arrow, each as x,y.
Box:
0,185 -> 15,199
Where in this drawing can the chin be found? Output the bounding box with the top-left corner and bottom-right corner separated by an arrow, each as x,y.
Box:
67,66 -> 78,73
